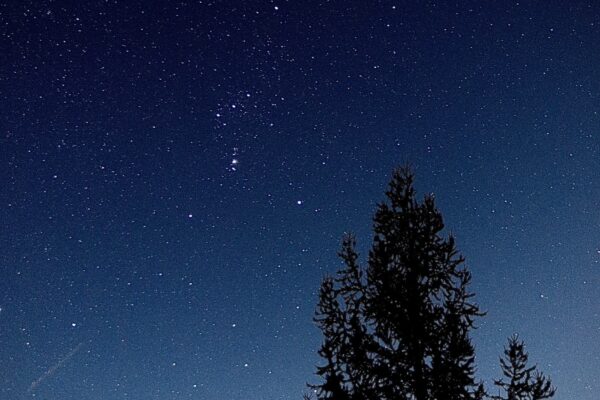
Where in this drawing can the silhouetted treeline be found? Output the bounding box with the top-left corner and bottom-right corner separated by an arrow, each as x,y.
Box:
307,167 -> 555,400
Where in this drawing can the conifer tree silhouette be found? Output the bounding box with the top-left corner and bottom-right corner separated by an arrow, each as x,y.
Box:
309,167 -> 485,400
492,335 -> 556,400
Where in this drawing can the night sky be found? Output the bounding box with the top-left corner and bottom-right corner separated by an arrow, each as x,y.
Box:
1,1 -> 599,399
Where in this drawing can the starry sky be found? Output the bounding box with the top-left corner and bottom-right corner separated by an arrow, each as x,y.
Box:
1,1 -> 599,399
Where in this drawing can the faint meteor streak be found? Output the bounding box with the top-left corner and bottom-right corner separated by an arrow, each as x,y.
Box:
27,342 -> 84,394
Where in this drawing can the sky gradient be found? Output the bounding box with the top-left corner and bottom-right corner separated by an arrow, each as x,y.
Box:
1,1 -> 599,399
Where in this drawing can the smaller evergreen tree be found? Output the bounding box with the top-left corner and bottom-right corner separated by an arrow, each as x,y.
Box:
492,335 -> 556,400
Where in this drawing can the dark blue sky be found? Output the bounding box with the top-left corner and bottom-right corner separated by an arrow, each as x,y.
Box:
1,1 -> 599,399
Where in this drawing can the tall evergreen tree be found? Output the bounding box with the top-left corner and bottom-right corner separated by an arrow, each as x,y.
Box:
492,335 -> 556,400
309,167 -> 484,400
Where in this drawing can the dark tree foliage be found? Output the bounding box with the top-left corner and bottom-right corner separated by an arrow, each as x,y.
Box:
309,167 -> 485,400
492,335 -> 556,400
308,167 -> 555,400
